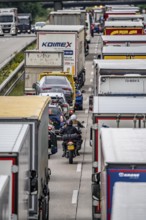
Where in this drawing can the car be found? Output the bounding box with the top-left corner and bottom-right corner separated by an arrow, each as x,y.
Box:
75,89 -> 83,110
48,104 -> 66,134
31,24 -> 35,33
34,21 -> 46,33
33,76 -> 74,106
40,92 -> 70,118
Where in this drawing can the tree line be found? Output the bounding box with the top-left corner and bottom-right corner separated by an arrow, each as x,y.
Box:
0,2 -> 50,22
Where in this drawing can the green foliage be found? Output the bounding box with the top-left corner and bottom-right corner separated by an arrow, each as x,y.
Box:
0,42 -> 36,85
0,2 -> 49,23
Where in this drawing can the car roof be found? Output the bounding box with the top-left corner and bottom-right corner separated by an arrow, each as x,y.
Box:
44,75 -> 66,79
48,104 -> 61,108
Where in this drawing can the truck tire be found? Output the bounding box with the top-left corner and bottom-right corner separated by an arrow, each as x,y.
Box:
42,196 -> 49,220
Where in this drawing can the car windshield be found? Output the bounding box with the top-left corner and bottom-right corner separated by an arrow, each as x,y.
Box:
48,107 -> 61,115
18,18 -> 29,24
35,22 -> 45,27
45,77 -> 67,85
51,97 -> 64,103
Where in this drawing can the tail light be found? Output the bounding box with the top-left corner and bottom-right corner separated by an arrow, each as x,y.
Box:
48,126 -> 52,131
68,141 -> 74,145
42,87 -> 51,90
69,110 -> 74,115
76,92 -> 81,97
62,87 -> 71,91
63,104 -> 68,107
60,115 -> 64,122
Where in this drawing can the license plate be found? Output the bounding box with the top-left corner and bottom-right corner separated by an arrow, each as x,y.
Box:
63,107 -> 68,113
68,145 -> 74,150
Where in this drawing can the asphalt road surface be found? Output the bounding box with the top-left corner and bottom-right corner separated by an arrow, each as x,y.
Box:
49,34 -> 101,220
0,34 -> 36,69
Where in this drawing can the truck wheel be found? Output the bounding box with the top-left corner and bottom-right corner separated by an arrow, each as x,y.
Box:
42,197 -> 49,220
69,151 -> 73,164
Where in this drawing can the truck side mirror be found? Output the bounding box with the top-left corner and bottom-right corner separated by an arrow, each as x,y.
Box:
32,82 -> 36,89
92,172 -> 100,184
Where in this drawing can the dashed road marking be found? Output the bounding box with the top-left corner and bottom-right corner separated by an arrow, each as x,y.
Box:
76,163 -> 82,172
72,190 -> 78,204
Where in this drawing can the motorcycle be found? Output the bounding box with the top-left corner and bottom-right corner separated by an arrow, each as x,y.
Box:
62,133 -> 81,164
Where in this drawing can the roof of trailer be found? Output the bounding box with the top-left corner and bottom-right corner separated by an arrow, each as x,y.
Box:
101,128 -> 146,163
112,182 -> 146,220
93,59 -> 146,70
0,176 -> 9,191
0,124 -> 29,152
108,14 -> 144,18
49,11 -> 81,15
104,20 -> 143,27
101,35 -> 146,42
102,45 -> 146,54
93,96 -> 146,113
105,10 -> 139,13
37,25 -> 84,32
0,96 -> 50,119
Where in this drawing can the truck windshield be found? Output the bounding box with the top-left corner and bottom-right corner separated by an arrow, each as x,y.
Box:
18,18 -> 29,24
0,15 -> 13,22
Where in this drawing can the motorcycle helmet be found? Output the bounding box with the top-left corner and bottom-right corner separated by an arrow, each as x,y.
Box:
68,120 -> 73,126
70,114 -> 77,121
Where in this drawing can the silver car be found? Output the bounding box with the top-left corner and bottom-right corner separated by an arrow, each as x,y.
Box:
33,76 -> 73,106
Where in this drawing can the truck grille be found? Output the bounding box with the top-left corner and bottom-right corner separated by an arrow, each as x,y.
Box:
3,24 -> 11,28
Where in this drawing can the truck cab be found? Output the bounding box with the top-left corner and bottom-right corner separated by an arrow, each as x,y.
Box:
17,13 -> 32,34
0,8 -> 18,36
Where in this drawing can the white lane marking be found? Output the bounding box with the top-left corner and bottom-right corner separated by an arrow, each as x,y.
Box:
76,163 -> 82,172
90,79 -> 93,82
88,87 -> 92,92
85,109 -> 89,114
91,71 -> 94,75
72,190 -> 78,204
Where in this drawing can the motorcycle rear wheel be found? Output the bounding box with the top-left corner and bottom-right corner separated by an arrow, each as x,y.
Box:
69,151 -> 73,164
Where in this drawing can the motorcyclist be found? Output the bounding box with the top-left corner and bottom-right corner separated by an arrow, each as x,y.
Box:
60,120 -> 81,157
69,114 -> 84,129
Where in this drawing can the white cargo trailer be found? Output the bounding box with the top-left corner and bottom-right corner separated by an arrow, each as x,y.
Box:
91,95 -> 146,220
100,128 -> 146,220
49,11 -> 82,25
24,50 -> 64,95
111,182 -> 146,220
101,35 -> 146,46
0,96 -> 51,220
107,14 -> 144,21
0,124 -> 30,220
101,45 -> 146,59
93,59 -> 146,95
98,75 -> 146,95
36,25 -> 85,86
0,175 -> 10,220
57,9 -> 86,25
